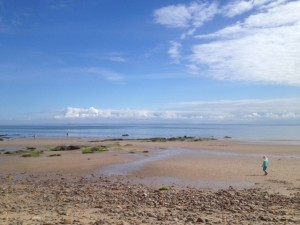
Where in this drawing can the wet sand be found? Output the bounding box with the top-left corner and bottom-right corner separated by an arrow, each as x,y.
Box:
1,137 -> 300,192
0,137 -> 300,224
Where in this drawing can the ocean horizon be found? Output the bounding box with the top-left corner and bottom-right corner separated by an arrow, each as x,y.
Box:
1,123 -> 300,141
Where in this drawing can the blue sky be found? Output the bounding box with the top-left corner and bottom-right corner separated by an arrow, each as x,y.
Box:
1,0 -> 300,124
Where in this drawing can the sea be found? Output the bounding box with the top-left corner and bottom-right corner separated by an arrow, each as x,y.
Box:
1,123 -> 300,141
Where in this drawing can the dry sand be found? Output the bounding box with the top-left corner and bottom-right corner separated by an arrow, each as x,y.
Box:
0,137 -> 300,224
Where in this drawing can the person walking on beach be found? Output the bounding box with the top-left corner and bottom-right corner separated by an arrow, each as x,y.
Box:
262,156 -> 268,176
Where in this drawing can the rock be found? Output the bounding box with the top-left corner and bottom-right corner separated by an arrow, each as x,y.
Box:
196,217 -> 205,222
147,212 -> 156,218
118,222 -> 130,225
186,217 -> 194,223
31,216 -> 42,221
63,218 -> 72,224
94,220 -> 106,225
259,215 -> 270,221
280,217 -> 287,221
1,171 -> 300,225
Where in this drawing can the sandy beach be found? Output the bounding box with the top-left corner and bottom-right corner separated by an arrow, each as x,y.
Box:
1,137 -> 300,224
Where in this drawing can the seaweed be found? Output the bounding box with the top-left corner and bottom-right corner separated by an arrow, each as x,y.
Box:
82,146 -> 108,154
138,136 -> 217,142
21,150 -> 43,157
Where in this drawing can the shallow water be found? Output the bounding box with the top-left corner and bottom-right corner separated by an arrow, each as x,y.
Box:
1,124 -> 300,140
99,148 -> 257,189
0,146 -> 25,152
98,146 -> 300,189
100,147 -> 300,177
100,148 -> 187,176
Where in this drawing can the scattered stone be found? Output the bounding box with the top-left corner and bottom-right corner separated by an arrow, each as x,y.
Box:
0,174 -> 299,225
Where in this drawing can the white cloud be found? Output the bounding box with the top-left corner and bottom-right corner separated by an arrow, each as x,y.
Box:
221,0 -> 254,18
168,41 -> 182,63
173,98 -> 300,121
55,98 -> 300,122
154,1 -> 300,86
220,0 -> 286,18
190,0 -> 300,86
55,107 -> 194,120
153,1 -> 218,29
153,4 -> 191,28
195,24 -> 243,39
244,0 -> 300,28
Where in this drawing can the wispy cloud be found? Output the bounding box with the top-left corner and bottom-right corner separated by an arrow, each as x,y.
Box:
55,98 -> 300,122
0,1 -> 23,33
104,52 -> 127,62
191,1 -> 300,86
221,0 -> 254,17
77,67 -> 123,81
46,0 -> 77,10
61,67 -> 124,81
220,0 -> 277,18
153,1 -> 218,29
154,0 -> 300,86
168,41 -> 182,63
0,0 -> 77,33
106,56 -> 127,62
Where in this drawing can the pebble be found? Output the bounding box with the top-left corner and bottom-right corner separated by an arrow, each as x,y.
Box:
31,216 -> 42,221
1,174 -> 299,225
63,218 -> 72,224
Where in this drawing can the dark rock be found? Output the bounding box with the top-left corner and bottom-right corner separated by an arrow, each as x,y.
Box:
259,215 -> 269,221
197,217 -> 205,222
147,212 -> 156,218
52,145 -> 81,151
186,217 -> 194,222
